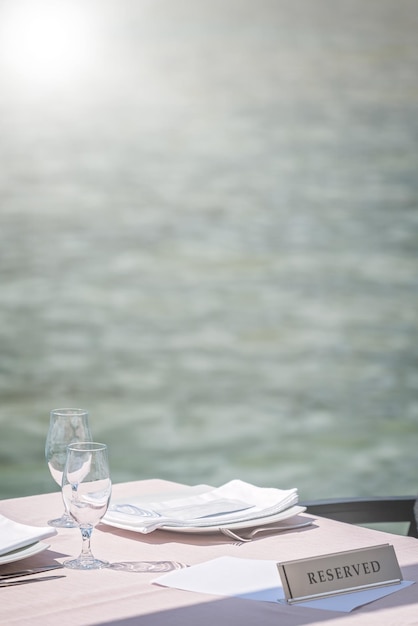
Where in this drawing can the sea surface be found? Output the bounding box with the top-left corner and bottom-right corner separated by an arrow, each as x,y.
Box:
0,0 -> 417,502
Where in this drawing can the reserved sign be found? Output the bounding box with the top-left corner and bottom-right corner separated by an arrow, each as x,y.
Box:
277,544 -> 402,603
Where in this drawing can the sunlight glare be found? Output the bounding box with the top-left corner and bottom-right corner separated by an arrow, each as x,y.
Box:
0,1 -> 96,89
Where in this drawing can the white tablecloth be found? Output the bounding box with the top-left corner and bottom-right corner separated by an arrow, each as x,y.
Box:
1,479 -> 417,626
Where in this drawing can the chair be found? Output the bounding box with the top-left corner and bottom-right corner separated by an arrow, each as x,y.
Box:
300,495 -> 418,538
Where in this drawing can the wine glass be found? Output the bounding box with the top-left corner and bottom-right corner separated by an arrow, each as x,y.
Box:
62,442 -> 112,570
45,408 -> 93,527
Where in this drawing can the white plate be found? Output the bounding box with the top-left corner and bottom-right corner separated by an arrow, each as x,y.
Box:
162,505 -> 307,534
0,542 -> 50,566
103,485 -> 306,534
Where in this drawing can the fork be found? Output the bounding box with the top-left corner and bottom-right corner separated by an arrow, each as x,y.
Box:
220,519 -> 313,543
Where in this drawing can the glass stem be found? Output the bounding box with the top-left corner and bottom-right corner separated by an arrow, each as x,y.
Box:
79,526 -> 94,560
62,506 -> 73,519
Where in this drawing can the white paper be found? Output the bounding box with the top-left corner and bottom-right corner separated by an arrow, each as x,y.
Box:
153,556 -> 414,613
0,513 -> 57,556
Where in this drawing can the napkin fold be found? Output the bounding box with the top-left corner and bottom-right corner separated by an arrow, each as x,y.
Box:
0,514 -> 57,556
105,480 -> 298,533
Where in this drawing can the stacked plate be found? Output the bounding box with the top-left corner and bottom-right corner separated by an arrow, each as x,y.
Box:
0,514 -> 56,565
103,480 -> 306,534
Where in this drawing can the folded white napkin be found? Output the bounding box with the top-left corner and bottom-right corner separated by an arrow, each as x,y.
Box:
105,480 -> 298,533
0,514 -> 57,556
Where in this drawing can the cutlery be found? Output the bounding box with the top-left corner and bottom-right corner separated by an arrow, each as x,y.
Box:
0,564 -> 64,580
220,519 -> 313,543
0,575 -> 65,587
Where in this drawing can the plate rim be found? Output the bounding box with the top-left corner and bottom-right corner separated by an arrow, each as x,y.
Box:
0,541 -> 50,565
161,504 -> 307,533
102,503 -> 307,534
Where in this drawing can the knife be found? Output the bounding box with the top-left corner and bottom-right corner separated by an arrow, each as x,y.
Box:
0,575 -> 66,587
0,564 -> 64,580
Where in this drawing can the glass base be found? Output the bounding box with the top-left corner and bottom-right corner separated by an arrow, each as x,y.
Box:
109,561 -> 186,573
48,515 -> 77,528
64,557 -> 109,570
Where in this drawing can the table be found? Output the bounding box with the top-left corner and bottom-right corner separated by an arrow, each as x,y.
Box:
1,480 -> 417,625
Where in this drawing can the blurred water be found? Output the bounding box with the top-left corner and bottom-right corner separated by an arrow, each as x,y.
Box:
0,0 -> 417,500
